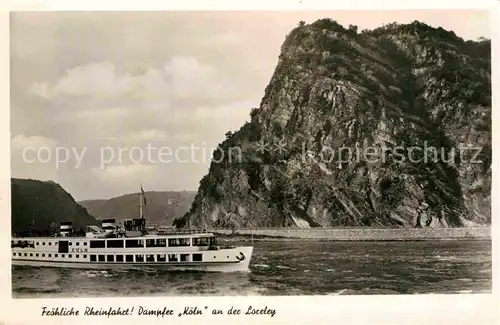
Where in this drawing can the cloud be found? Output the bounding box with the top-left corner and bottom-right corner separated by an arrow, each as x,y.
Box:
54,99 -> 253,149
28,56 -> 242,103
29,62 -> 134,100
164,56 -> 215,79
11,134 -> 58,150
10,134 -> 61,183
123,129 -> 169,143
28,82 -> 52,99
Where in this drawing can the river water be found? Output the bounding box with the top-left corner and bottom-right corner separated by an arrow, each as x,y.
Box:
12,240 -> 491,297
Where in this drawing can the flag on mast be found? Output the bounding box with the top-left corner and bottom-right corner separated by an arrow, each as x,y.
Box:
141,185 -> 147,206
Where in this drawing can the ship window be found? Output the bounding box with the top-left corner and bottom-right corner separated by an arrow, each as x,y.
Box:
55,242 -> 58,245
42,254 -> 45,257
126,255 -> 134,262
107,255 -> 114,262
61,254 -> 65,258
90,255 -> 96,262
13,253 -> 16,256
24,253 -> 27,256
76,255 -> 79,258
34,253 -> 37,257
84,242 -> 87,246
192,237 -> 210,246
76,242 -> 79,246
146,255 -> 155,262
42,242 -> 45,245
90,240 -> 105,248
107,240 -> 124,248
193,253 -> 202,262
68,254 -> 72,258
98,255 -> 105,262
116,255 -> 124,262
83,255 -> 87,258
49,242 -> 52,246
69,242 -> 72,246
146,239 -> 166,247
48,254 -> 51,257
157,254 -> 166,262
125,239 -> 144,248
135,255 -> 144,262
55,254 -> 58,258
180,254 -> 189,262
168,254 -> 178,262
168,238 -> 190,247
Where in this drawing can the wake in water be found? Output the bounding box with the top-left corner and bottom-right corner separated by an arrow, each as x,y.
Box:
253,264 -> 270,268
82,270 -> 113,278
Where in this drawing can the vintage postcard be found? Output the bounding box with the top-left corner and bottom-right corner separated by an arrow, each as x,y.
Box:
1,0 -> 498,324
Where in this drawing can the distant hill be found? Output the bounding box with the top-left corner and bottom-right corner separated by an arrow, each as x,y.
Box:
11,178 -> 98,236
79,191 -> 196,226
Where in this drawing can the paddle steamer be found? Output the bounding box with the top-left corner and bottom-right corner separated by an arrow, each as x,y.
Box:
11,190 -> 253,272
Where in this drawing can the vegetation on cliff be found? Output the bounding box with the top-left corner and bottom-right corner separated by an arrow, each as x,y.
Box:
178,20 -> 491,229
11,178 -> 97,236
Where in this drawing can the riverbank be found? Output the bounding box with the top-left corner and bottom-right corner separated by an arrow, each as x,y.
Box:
212,227 -> 491,242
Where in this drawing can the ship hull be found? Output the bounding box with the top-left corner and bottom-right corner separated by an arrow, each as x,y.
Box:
12,246 -> 253,273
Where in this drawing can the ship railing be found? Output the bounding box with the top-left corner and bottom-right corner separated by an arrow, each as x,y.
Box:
217,245 -> 236,250
157,229 -> 214,236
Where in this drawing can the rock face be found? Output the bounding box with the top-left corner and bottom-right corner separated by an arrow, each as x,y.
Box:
11,178 -> 98,235
79,191 -> 196,226
177,20 -> 491,229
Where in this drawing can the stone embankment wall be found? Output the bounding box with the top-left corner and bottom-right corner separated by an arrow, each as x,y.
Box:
212,227 -> 491,241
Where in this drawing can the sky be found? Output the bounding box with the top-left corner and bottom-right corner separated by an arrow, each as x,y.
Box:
10,10 -> 490,201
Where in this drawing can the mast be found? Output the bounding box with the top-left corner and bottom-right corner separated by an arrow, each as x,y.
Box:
139,189 -> 143,219
140,184 -> 146,221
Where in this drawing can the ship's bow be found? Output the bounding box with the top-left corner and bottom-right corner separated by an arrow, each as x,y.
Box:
237,246 -> 254,271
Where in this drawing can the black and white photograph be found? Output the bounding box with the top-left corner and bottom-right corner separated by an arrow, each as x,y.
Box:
8,7 -> 493,304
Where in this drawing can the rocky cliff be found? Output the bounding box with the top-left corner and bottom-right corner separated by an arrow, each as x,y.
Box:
177,20 -> 491,229
11,178 -> 98,235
